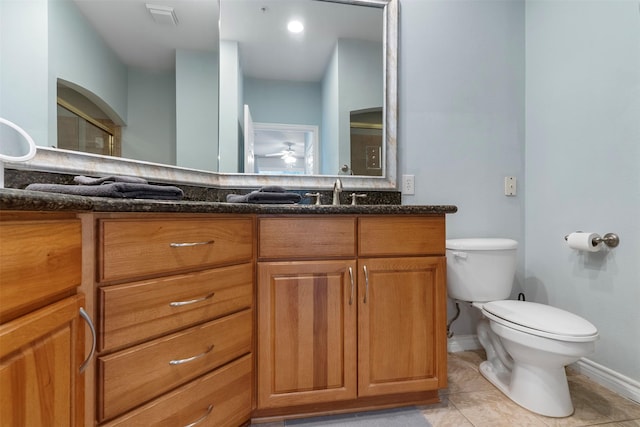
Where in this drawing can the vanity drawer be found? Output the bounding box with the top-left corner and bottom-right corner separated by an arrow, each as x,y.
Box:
98,217 -> 253,283
358,216 -> 445,256
0,219 -> 81,322
101,354 -> 252,427
258,216 -> 356,259
99,263 -> 253,351
98,309 -> 252,421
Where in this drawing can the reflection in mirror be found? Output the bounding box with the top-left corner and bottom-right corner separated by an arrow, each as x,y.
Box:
249,122 -> 319,175
2,0 -> 396,190
220,0 -> 386,177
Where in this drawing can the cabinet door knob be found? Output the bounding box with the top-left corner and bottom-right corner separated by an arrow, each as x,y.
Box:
79,307 -> 96,374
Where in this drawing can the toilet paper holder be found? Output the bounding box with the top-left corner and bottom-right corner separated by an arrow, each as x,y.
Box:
564,232 -> 620,248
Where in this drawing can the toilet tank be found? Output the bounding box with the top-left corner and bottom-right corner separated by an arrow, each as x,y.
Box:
446,238 -> 518,302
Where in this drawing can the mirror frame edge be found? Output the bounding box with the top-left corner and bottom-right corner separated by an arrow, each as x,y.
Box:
12,0 -> 398,192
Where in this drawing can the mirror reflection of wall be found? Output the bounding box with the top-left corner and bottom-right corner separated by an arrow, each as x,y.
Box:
1,0 -> 220,171
220,0 -> 384,176
1,0 -> 395,183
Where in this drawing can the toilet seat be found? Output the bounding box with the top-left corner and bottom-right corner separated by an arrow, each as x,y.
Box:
482,300 -> 598,342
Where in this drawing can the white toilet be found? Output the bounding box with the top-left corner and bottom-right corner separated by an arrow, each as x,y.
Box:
446,238 -> 599,418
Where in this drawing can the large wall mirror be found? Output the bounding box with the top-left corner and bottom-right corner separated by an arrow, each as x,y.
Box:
1,0 -> 397,190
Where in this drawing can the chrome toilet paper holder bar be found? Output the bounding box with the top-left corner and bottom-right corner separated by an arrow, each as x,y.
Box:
564,232 -> 620,248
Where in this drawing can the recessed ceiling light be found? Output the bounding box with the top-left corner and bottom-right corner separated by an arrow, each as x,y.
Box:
287,20 -> 304,34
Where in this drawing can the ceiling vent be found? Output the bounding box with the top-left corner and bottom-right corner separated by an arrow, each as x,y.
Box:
145,4 -> 178,26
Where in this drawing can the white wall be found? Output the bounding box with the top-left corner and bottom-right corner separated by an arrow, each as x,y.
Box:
525,0 -> 640,384
399,0 -> 526,335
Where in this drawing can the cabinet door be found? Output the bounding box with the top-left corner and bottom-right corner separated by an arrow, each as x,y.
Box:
0,295 -> 85,426
257,260 -> 357,409
357,257 -> 447,397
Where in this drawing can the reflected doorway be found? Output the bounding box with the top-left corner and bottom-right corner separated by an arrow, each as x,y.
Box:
350,108 -> 383,177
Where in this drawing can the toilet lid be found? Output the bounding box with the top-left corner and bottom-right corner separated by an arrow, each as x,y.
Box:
446,238 -> 518,251
482,300 -> 598,342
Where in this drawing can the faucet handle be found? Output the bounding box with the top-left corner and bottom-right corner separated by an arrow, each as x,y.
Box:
304,192 -> 322,205
350,193 -> 367,206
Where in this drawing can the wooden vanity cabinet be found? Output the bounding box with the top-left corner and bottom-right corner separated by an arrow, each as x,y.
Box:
0,212 -> 87,427
90,213 -> 254,426
257,216 -> 358,409
255,215 -> 447,418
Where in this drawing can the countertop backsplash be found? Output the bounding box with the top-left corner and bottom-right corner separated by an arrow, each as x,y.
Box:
4,168 -> 402,206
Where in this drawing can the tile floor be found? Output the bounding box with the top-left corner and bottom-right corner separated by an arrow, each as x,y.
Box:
419,351 -> 640,427
253,351 -> 640,427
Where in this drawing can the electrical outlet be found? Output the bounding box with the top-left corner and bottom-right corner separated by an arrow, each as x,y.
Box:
402,174 -> 415,195
504,176 -> 517,196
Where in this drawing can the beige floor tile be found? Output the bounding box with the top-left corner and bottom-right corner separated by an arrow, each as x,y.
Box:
448,387 -> 548,427
445,353 -> 495,394
536,376 -> 640,427
569,375 -> 640,421
419,398 -> 474,427
592,421 -> 640,427
251,351 -> 640,427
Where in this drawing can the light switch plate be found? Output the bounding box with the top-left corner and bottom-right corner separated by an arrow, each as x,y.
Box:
504,176 -> 516,196
402,174 -> 415,195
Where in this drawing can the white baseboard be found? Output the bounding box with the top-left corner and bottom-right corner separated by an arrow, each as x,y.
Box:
571,358 -> 640,404
447,334 -> 639,404
447,334 -> 482,353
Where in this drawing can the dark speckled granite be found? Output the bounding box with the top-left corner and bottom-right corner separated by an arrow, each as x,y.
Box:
0,188 -> 457,215
4,169 -> 402,205
2,169 -> 456,214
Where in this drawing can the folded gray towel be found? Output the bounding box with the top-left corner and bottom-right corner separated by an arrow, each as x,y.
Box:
26,182 -> 184,200
226,190 -> 301,204
73,175 -> 149,185
257,185 -> 288,193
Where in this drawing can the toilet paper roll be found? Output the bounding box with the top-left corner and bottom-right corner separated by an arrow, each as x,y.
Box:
567,232 -> 603,252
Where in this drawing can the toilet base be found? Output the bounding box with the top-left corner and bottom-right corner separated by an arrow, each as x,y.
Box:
479,360 -> 574,418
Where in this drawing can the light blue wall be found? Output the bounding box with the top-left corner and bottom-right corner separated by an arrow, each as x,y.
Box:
176,49 -> 219,171
525,0 -> 640,382
400,0 -> 639,385
244,78 -> 321,126
321,47 -> 340,175
337,39 -> 383,169
219,40 -> 242,172
399,0 -> 526,333
49,0 -> 128,131
1,0 -> 50,148
121,69 -> 175,165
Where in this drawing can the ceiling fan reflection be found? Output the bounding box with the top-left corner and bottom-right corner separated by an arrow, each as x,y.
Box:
264,142 -> 299,164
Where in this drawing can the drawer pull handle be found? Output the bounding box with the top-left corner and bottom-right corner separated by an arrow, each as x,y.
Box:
184,404 -> 213,427
169,345 -> 214,365
169,240 -> 215,248
79,307 -> 96,374
348,267 -> 354,305
169,292 -> 215,307
363,265 -> 370,304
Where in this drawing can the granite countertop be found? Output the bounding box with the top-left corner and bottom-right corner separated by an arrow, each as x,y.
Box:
0,188 -> 457,215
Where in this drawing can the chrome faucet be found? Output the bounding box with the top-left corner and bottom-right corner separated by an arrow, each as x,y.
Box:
332,178 -> 343,205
